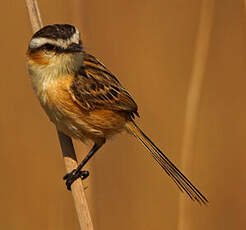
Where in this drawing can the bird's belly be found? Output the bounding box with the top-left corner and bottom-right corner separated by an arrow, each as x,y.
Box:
44,103 -> 127,142
43,104 -> 94,141
39,76 -> 127,141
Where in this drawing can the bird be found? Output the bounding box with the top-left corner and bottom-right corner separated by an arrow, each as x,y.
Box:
26,24 -> 208,204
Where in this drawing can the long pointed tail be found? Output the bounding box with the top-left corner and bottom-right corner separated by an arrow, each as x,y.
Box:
126,120 -> 208,204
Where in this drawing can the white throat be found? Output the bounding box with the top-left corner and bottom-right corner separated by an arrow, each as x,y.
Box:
27,52 -> 83,100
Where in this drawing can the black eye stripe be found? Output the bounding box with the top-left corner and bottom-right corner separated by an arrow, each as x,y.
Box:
33,43 -> 64,53
44,44 -> 56,50
29,42 -> 82,54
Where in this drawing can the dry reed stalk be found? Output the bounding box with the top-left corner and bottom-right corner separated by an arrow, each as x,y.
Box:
24,1 -> 94,229
177,0 -> 214,229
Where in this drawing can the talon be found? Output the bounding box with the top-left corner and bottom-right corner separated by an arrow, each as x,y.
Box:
63,172 -> 71,180
63,169 -> 90,191
80,170 -> 89,180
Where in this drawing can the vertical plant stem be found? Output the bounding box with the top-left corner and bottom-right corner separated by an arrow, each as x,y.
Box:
177,0 -> 214,229
24,1 -> 94,229
25,0 -> 42,32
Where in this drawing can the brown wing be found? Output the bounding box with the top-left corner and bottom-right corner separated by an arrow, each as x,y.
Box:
70,52 -> 139,118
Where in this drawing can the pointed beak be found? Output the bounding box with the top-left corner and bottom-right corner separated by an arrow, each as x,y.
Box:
68,43 -> 83,53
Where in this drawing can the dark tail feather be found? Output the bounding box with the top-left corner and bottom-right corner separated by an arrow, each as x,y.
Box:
126,120 -> 208,205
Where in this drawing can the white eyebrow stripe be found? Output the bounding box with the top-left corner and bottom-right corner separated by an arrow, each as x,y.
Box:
70,29 -> 80,44
29,37 -> 59,49
29,30 -> 80,49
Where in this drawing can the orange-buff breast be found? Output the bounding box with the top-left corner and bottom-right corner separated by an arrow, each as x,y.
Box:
43,75 -> 127,142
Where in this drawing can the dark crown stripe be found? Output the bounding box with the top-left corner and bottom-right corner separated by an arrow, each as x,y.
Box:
32,24 -> 76,40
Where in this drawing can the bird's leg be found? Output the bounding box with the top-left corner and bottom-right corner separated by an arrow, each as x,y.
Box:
63,139 -> 105,190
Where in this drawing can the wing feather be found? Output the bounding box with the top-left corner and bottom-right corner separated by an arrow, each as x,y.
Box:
70,52 -> 139,117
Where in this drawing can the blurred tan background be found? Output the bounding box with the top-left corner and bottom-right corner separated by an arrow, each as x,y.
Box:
1,0 -> 246,229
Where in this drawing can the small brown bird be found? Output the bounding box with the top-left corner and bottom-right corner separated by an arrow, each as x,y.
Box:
26,24 -> 207,204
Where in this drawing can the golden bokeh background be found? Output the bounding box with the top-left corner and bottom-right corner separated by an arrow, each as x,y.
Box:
1,0 -> 246,229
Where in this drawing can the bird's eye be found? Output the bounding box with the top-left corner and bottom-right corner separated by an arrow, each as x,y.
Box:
45,44 -> 56,51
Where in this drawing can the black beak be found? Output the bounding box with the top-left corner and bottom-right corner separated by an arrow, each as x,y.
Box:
68,43 -> 83,53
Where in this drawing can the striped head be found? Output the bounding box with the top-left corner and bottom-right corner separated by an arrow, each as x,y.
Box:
27,24 -> 84,77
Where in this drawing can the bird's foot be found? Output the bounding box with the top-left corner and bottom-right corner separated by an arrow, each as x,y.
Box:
63,169 -> 89,190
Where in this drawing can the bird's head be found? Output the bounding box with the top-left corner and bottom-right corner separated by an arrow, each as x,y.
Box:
27,24 -> 84,76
